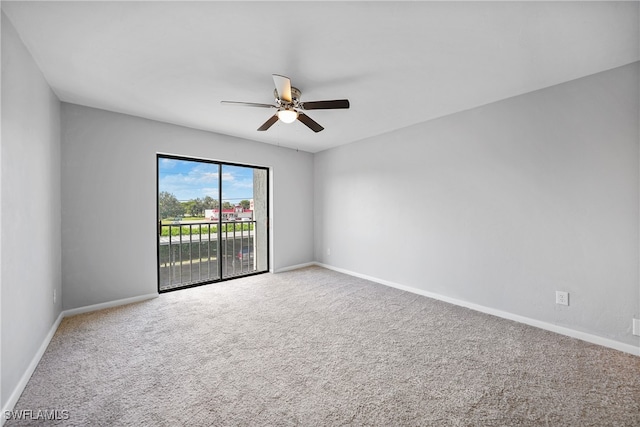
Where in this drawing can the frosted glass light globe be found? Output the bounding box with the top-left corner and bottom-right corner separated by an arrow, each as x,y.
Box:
277,109 -> 298,124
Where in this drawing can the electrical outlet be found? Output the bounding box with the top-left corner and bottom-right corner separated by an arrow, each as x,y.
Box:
327,248 -> 331,256
633,318 -> 640,336
555,291 -> 569,306
53,289 -> 57,304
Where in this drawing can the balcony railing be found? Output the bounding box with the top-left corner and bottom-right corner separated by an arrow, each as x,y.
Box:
158,220 -> 258,291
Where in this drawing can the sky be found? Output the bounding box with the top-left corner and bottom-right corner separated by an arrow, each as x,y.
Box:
158,157 -> 255,202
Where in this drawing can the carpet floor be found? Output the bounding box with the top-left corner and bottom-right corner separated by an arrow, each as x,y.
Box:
6,266 -> 640,426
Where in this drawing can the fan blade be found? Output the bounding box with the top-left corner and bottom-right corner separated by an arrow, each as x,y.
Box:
302,99 -> 350,110
257,114 -> 279,131
221,101 -> 276,108
272,74 -> 292,102
297,113 -> 324,133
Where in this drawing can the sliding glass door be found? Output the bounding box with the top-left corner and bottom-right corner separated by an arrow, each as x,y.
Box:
157,155 -> 268,292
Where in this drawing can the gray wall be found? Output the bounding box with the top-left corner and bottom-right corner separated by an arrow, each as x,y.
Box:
61,104 -> 314,310
314,62 -> 640,347
1,13 -> 62,408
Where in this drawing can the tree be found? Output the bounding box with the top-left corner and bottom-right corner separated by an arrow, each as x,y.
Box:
189,198 -> 204,217
181,200 -> 194,216
239,200 -> 251,210
222,201 -> 234,210
159,192 -> 184,219
203,196 -> 219,210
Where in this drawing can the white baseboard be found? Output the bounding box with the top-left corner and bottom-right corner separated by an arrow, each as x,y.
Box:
2,293 -> 159,425
63,293 -> 159,317
274,262 -> 316,273
2,311 -> 64,426
315,262 -> 640,357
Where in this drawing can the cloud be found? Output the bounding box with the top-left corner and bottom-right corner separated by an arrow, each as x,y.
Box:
201,187 -> 219,198
159,158 -> 178,169
229,178 -> 253,189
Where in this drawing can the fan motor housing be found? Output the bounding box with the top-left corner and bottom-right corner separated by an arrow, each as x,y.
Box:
274,87 -> 301,102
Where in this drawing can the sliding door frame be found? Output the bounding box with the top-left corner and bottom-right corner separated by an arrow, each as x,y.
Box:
156,153 -> 269,293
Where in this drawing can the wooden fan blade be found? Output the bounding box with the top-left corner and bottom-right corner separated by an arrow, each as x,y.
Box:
302,99 -> 350,110
221,101 -> 276,108
297,113 -> 324,133
272,74 -> 292,102
257,114 -> 279,131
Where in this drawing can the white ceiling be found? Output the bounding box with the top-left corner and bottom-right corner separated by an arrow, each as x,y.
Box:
3,1 -> 638,153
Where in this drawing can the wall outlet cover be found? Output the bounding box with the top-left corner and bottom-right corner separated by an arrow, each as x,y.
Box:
555,291 -> 569,306
633,318 -> 640,336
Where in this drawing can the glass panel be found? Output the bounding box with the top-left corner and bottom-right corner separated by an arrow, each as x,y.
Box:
158,157 -> 221,291
220,164 -> 268,278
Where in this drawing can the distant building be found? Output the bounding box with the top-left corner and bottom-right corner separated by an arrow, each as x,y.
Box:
205,205 -> 253,221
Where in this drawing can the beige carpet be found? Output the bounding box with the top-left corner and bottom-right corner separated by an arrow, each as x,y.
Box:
6,266 -> 640,426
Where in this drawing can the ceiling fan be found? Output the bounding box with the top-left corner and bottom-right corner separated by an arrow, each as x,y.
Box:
221,74 -> 350,133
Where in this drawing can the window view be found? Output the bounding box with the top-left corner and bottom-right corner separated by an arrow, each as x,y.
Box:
157,155 -> 268,292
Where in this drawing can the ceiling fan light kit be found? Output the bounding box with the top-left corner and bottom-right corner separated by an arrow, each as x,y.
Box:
221,74 -> 350,133
276,108 -> 298,124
